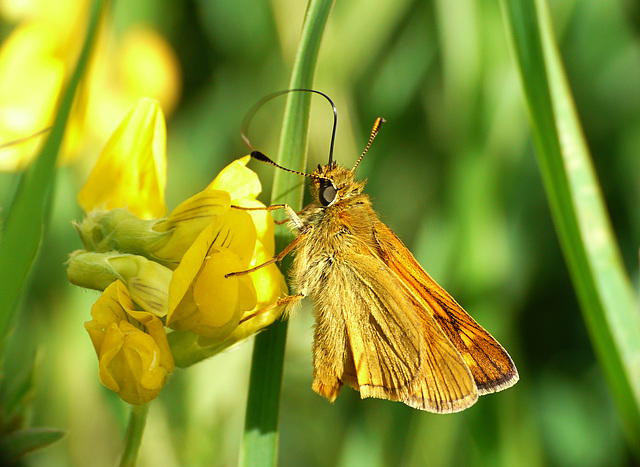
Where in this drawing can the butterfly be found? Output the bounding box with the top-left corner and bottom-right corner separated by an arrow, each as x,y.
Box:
234,90 -> 518,412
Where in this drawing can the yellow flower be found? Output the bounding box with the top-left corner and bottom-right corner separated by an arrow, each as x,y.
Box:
165,211 -> 258,338
77,98 -> 167,219
71,95 -> 287,373
85,281 -> 174,405
73,153 -> 287,343
164,155 -> 287,339
208,156 -> 288,315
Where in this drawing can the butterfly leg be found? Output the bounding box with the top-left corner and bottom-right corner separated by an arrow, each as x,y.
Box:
225,225 -> 313,278
238,292 -> 305,324
231,203 -> 305,229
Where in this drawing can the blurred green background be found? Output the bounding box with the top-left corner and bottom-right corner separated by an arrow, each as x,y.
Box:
1,0 -> 639,465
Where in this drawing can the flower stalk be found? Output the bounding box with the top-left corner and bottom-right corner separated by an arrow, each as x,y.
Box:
119,404 -> 149,467
240,0 -> 335,465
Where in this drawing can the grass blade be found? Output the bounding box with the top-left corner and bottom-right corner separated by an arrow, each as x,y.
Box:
240,1 -> 335,466
502,0 -> 640,453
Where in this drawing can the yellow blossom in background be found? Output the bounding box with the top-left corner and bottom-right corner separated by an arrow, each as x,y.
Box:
0,21 -> 64,170
86,26 -> 181,134
0,0 -> 90,167
85,281 -> 174,405
0,0 -> 181,170
0,0 -> 89,62
77,98 -> 167,219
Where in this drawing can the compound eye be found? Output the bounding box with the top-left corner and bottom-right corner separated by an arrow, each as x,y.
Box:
319,181 -> 337,206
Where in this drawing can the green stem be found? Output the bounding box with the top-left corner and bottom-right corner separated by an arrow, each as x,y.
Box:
0,0 -> 108,345
119,404 -> 149,467
240,0 -> 334,465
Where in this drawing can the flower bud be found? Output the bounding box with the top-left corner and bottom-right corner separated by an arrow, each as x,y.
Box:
74,208 -> 166,254
68,251 -> 172,318
85,281 -> 174,405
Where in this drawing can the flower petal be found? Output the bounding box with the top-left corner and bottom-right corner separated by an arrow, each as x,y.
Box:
107,255 -> 172,317
207,156 -> 261,200
167,245 -> 257,338
99,320 -> 167,404
97,322 -> 126,392
231,199 -> 287,311
192,249 -> 245,327
84,281 -> 131,354
78,98 -> 167,218
232,198 -> 275,254
151,189 -> 232,262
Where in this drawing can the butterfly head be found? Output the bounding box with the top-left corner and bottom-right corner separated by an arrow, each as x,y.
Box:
310,161 -> 365,207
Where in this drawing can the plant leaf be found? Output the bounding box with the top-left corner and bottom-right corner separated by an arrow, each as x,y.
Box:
0,427 -> 66,462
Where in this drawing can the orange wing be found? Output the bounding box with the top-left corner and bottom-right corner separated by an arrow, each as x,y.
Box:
373,221 -> 519,394
310,252 -> 479,413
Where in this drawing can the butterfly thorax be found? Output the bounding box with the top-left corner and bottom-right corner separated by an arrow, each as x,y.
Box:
290,162 -> 381,299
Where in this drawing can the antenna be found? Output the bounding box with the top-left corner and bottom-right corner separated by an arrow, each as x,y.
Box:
250,150 -> 314,179
241,89 -> 338,165
249,150 -> 333,184
351,117 -> 385,172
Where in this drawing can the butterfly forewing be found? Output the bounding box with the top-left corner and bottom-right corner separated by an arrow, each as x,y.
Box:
372,221 -> 519,394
